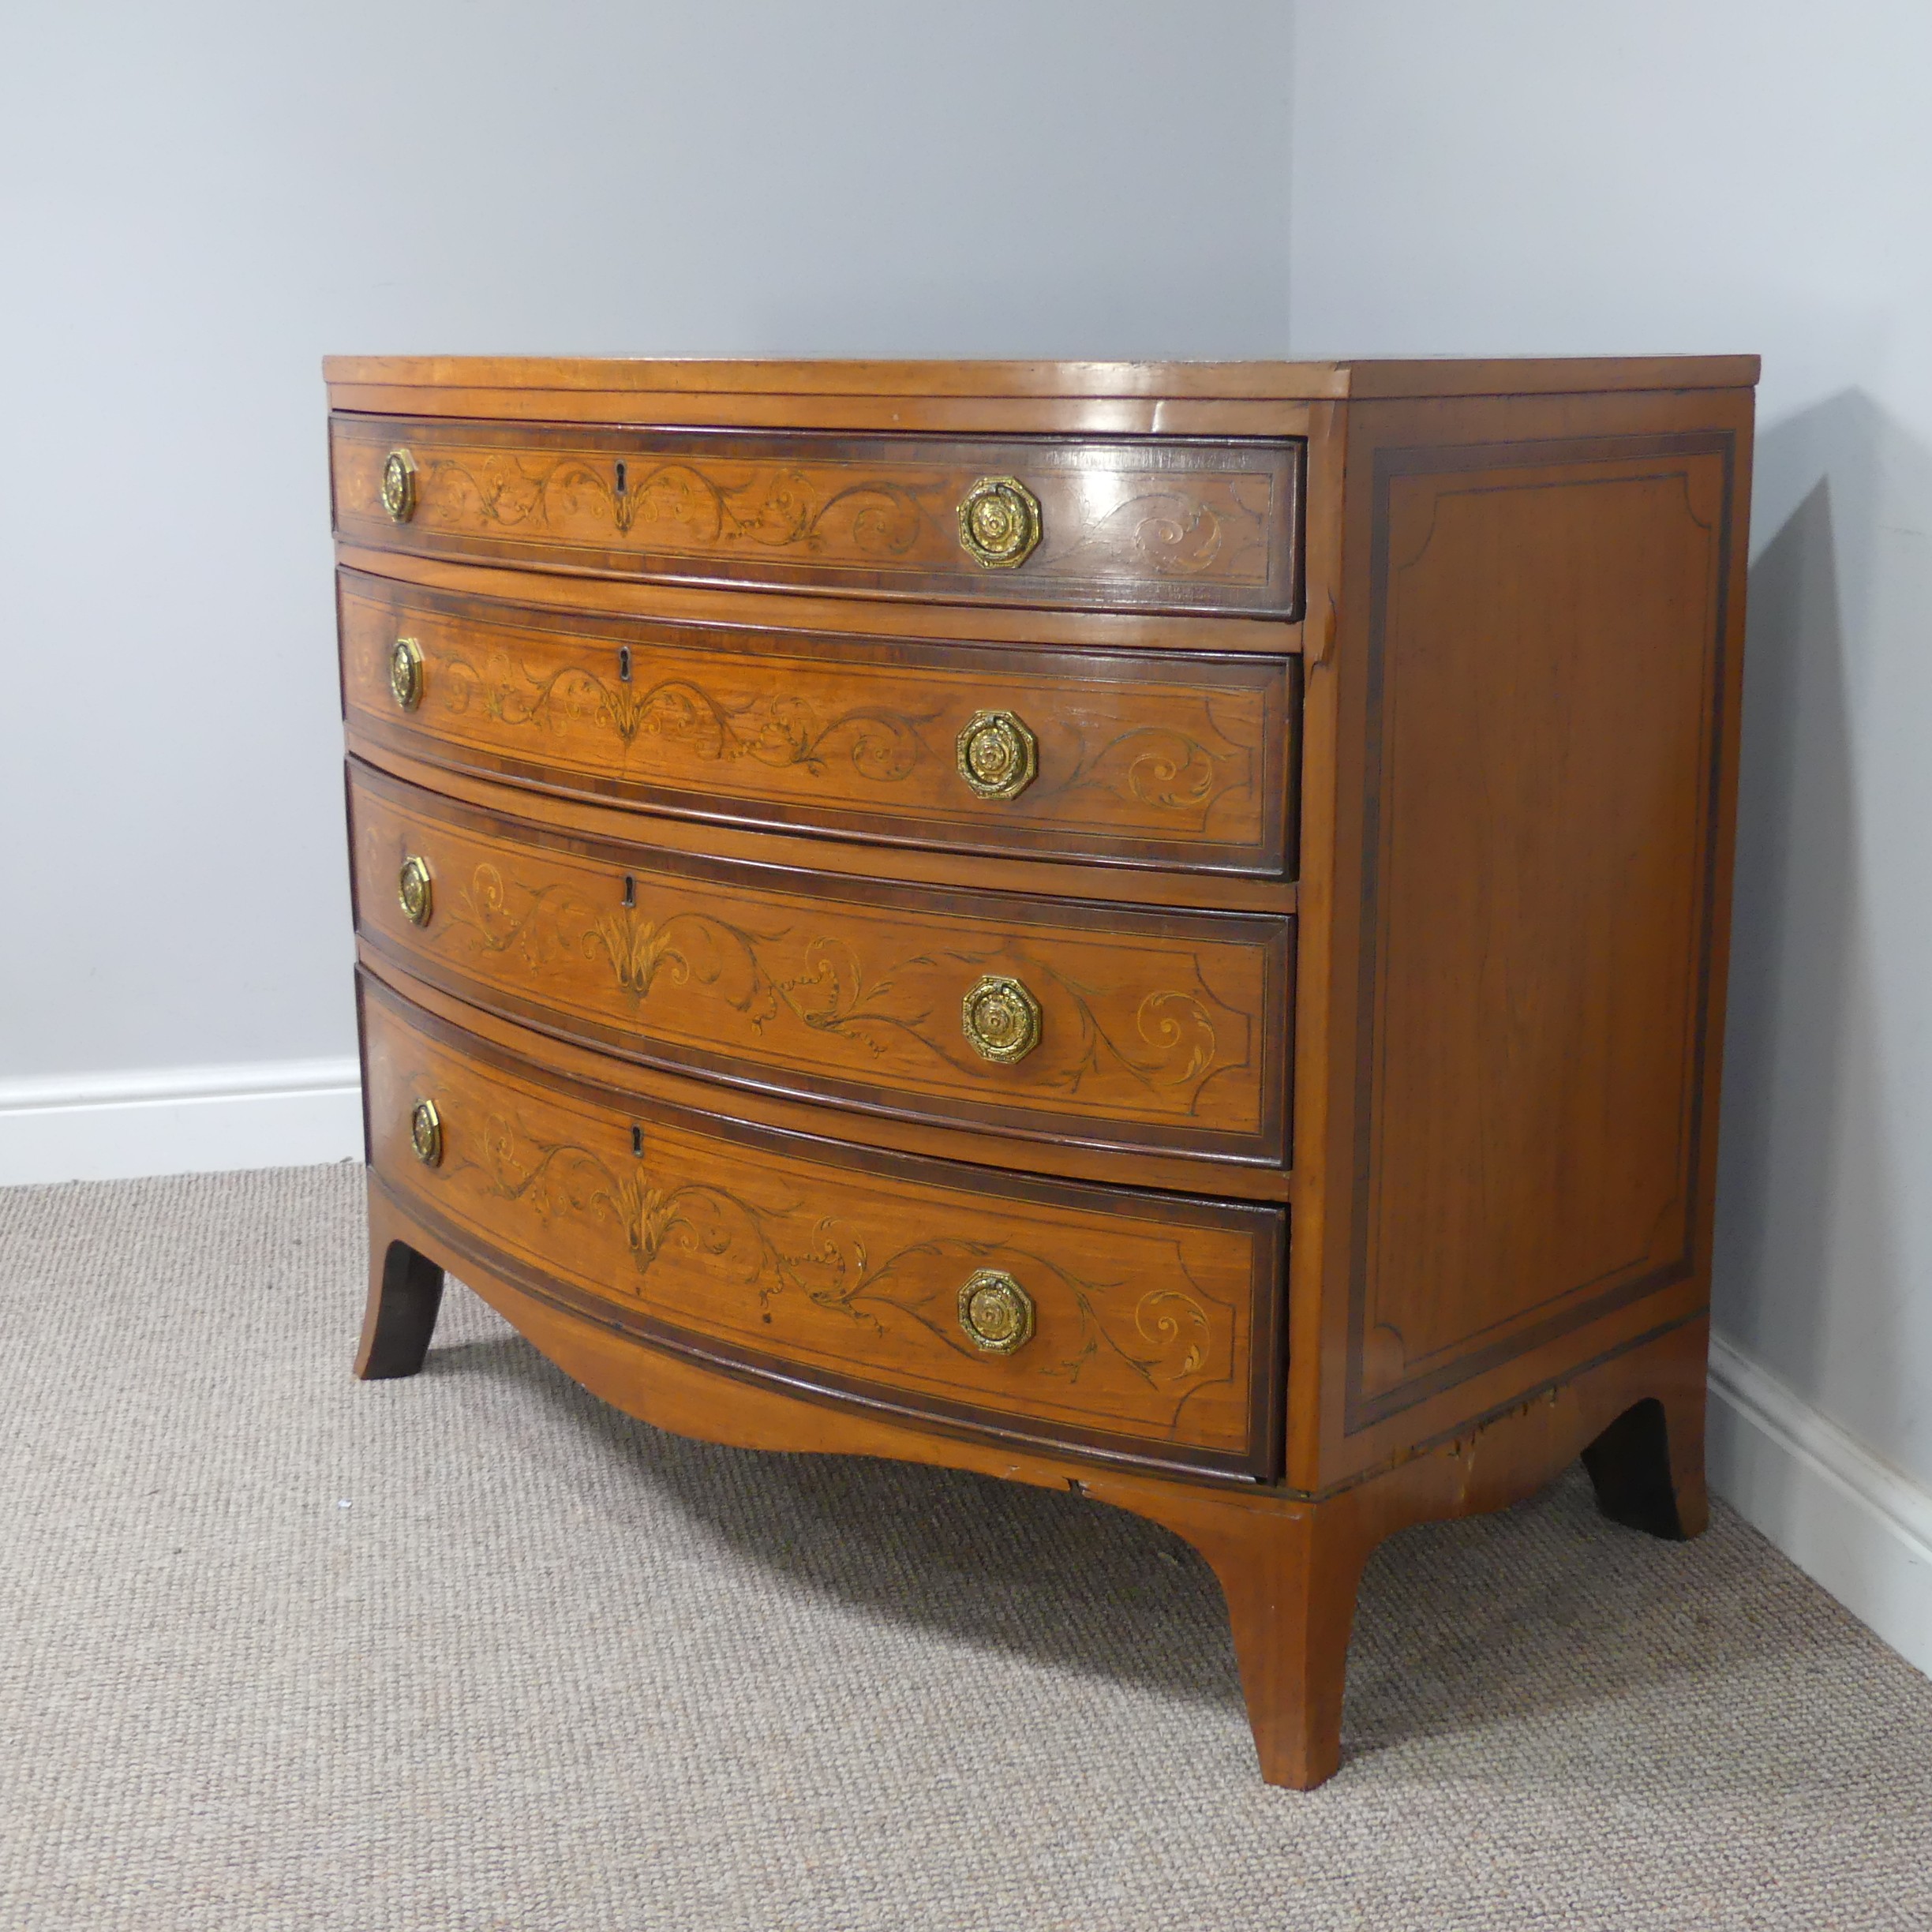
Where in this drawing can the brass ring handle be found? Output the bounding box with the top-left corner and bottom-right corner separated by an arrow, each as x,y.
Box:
958,1268 -> 1034,1354
409,1098 -> 443,1167
957,710 -> 1037,800
389,636 -> 425,711
957,474 -> 1042,569
397,855 -> 433,927
961,973 -> 1041,1064
380,447 -> 417,522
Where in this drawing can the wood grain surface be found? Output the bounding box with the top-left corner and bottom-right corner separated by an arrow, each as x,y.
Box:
339,568 -> 1297,874
1296,388 -> 1754,1490
322,353 -> 1760,401
330,414 -> 1304,616
361,972 -> 1286,1476
348,760 -> 1293,1163
1346,432 -> 1732,1428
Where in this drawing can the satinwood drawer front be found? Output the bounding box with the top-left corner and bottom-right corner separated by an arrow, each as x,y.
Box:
362,972 -> 1283,1476
348,760 -> 1291,1164
341,571 -> 1297,875
331,414 -> 1304,616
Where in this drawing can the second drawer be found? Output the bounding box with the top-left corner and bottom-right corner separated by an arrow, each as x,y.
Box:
339,570 -> 1297,875
349,760 -> 1292,1164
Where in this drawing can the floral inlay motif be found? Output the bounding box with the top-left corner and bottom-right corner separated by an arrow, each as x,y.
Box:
417,856 -> 1250,1118
1054,726 -> 1245,814
343,425 -> 1294,601
440,1106 -> 1226,1418
430,646 -> 938,783
424,452 -> 932,557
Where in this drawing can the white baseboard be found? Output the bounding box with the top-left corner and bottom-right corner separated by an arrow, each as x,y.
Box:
1708,1331 -> 1932,1679
0,1057 -> 364,1185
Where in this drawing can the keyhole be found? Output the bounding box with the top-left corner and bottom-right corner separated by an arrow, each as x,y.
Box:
631,1125 -> 643,1157
622,874 -> 635,908
618,645 -> 631,682
615,461 -> 627,494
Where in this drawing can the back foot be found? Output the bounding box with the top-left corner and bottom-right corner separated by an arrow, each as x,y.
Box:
1582,1394 -> 1707,1541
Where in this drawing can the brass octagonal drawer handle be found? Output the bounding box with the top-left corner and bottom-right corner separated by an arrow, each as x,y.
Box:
957,474 -> 1041,569
957,710 -> 1037,800
380,447 -> 417,522
397,855 -> 433,927
389,636 -> 425,711
409,1098 -> 443,1167
961,973 -> 1041,1064
958,1267 -> 1034,1354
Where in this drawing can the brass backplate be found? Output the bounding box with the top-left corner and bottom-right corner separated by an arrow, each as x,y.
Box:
409,1098 -> 443,1167
957,475 -> 1042,569
960,973 -> 1042,1064
380,448 -> 417,523
397,855 -> 433,927
389,636 -> 425,711
957,1267 -> 1035,1354
957,709 -> 1038,800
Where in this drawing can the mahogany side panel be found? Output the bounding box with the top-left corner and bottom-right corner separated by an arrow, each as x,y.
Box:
1311,387 -> 1754,1483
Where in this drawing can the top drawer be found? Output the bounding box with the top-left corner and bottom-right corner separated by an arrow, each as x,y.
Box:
330,414 -> 1304,618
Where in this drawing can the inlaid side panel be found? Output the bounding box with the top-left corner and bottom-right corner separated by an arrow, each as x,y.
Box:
331,415 -> 1304,616
1346,434 -> 1736,1429
361,974 -> 1284,1475
339,571 -> 1295,874
348,762 -> 1291,1163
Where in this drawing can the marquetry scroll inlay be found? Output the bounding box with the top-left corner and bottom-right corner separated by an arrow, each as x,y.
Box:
375,1017 -> 1248,1448
338,586 -> 1284,867
356,804 -> 1270,1147
331,418 -> 1303,614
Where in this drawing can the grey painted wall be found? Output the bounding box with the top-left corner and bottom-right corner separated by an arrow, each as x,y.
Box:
1288,0 -> 1932,1491
0,1 -> 1293,1079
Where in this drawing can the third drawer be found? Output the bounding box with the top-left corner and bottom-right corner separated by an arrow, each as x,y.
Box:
348,758 -> 1294,1166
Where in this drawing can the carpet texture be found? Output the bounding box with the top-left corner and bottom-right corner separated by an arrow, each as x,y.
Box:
2,1163 -> 1929,1930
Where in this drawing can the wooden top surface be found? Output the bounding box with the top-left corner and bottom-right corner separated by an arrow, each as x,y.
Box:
323,354 -> 1761,404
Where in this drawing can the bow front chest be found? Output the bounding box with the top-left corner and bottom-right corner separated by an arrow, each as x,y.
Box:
331,354 -> 1756,1787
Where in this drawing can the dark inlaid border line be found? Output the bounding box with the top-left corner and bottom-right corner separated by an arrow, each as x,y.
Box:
1343,430 -> 1736,1434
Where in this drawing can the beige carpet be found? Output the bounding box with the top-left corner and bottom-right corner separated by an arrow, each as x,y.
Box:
2,1165 -> 1929,1930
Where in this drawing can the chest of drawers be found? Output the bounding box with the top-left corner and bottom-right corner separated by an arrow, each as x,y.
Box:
331,354 -> 1756,1788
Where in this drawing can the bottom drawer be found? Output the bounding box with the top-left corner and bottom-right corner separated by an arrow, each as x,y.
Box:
361,972 -> 1284,1477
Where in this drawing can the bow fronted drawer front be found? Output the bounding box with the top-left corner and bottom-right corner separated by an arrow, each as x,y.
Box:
339,571 -> 1299,876
349,761 -> 1292,1166
362,972 -> 1285,1478
331,414 -> 1304,617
